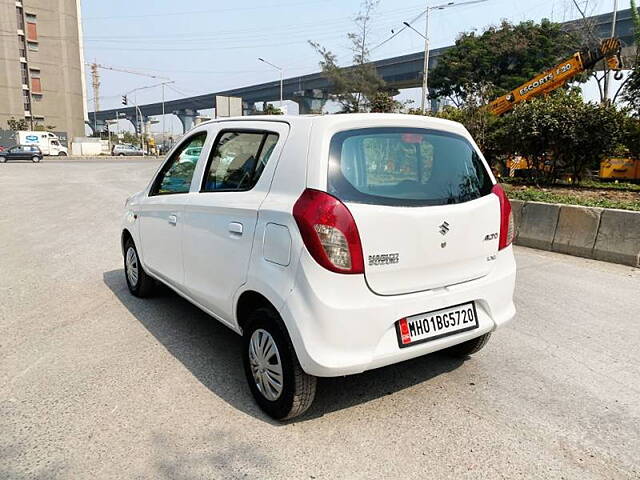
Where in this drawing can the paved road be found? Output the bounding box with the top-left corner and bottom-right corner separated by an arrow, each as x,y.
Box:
1,158 -> 639,479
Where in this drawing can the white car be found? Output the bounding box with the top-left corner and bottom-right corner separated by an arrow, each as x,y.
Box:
121,114 -> 516,420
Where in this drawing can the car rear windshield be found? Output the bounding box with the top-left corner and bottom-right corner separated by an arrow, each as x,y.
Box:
328,127 -> 493,207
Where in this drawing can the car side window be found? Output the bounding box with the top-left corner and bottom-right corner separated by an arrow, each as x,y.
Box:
150,132 -> 207,195
202,131 -> 279,192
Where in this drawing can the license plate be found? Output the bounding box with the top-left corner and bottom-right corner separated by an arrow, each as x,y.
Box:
395,302 -> 479,348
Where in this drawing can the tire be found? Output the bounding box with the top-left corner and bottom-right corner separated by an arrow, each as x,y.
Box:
58,152 -> 67,156
443,333 -> 491,357
118,153 -> 125,157
0,157 -> 6,163
32,156 -> 41,163
123,238 -> 155,297
243,307 -> 316,420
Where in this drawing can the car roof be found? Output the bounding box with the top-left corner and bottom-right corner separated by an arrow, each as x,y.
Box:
193,113 -> 467,136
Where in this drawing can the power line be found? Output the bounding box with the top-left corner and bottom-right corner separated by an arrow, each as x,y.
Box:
83,0 -> 340,20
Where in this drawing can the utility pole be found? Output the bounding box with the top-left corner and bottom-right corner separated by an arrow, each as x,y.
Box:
90,62 -> 100,133
402,0 -> 486,114
258,58 -> 284,111
87,62 -> 172,143
421,6 -> 431,114
162,83 -> 165,153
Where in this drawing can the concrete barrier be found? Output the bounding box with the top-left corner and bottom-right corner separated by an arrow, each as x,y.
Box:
516,201 -> 561,250
510,200 -> 524,238
593,209 -> 640,267
510,198 -> 640,268
552,205 -> 603,258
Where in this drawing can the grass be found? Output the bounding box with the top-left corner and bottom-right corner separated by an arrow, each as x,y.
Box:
577,179 -> 640,191
503,184 -> 640,211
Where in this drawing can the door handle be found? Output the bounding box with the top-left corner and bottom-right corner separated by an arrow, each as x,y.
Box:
228,222 -> 243,235
168,214 -> 178,226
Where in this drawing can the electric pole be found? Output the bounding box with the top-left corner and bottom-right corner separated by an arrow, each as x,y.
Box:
90,62 -> 100,133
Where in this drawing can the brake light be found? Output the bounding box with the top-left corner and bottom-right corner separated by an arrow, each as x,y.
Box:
491,184 -> 514,250
292,189 -> 364,274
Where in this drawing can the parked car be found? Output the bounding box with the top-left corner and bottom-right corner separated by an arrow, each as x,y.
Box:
0,144 -> 43,163
112,144 -> 144,156
120,114 -> 516,420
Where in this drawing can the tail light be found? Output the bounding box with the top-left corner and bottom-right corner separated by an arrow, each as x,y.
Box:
491,184 -> 514,250
292,189 -> 364,274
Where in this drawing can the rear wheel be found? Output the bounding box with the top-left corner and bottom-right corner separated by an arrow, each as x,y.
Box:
124,238 -> 155,297
242,307 -> 316,420
32,155 -> 41,163
443,333 -> 491,357
0,156 -> 6,163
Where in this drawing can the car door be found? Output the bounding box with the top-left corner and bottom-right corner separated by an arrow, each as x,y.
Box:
182,121 -> 289,322
137,130 -> 210,289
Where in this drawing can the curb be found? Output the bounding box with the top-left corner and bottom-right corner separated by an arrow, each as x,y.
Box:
511,200 -> 640,268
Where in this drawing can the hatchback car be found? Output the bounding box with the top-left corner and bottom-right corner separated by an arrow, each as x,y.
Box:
0,144 -> 43,163
112,144 -> 144,156
121,114 -> 516,420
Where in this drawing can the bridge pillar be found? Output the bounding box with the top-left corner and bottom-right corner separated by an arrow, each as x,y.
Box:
174,109 -> 199,133
293,89 -> 328,114
85,119 -> 106,136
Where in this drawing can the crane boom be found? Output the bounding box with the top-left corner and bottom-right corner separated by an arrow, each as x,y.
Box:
488,38 -> 623,116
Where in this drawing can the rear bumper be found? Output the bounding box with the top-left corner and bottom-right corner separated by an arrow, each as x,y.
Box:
282,246 -> 516,377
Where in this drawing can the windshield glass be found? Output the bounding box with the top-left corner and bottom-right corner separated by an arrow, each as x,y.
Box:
328,127 -> 493,207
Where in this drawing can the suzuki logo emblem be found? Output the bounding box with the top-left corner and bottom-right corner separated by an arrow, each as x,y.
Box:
439,221 -> 450,236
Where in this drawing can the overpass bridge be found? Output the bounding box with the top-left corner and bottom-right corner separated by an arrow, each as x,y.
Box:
89,7 -> 638,133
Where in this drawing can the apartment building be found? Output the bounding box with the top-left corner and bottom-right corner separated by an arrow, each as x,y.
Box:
0,0 -> 86,139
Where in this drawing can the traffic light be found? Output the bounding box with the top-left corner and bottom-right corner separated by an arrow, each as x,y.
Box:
122,95 -> 128,105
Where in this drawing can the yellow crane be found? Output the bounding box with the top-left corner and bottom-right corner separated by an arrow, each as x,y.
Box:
488,38 -> 624,116
487,38 -> 639,180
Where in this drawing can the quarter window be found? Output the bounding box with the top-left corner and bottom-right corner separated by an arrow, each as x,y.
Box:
151,132 -> 207,195
202,131 -> 279,192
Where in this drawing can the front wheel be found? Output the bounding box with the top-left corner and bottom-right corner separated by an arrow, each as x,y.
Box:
0,156 -> 6,163
32,156 -> 41,163
243,307 -> 316,420
124,238 -> 155,297
443,333 -> 491,357
58,152 -> 67,156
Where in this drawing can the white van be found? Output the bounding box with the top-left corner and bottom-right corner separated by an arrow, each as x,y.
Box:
17,131 -> 68,156
121,114 -> 516,419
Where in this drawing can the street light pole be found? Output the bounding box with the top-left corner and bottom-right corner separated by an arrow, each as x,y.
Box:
421,6 -> 431,114
258,57 -> 284,110
402,0 -> 486,114
162,83 -> 165,153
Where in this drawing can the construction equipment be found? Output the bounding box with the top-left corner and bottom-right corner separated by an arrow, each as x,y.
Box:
488,38 -> 624,116
86,62 -> 171,115
487,38 -> 638,180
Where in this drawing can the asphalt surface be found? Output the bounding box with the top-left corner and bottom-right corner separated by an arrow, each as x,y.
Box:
1,157 -> 639,479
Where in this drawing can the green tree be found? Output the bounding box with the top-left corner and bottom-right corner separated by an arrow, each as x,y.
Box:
496,92 -> 625,183
620,0 -> 640,114
309,0 -> 385,112
623,116 -> 640,159
429,19 -> 580,105
262,103 -> 283,115
369,91 -> 404,113
7,117 -> 28,131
